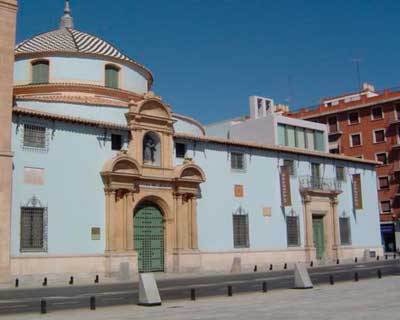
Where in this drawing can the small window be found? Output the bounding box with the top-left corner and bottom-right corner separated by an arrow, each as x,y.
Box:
175,143 -> 186,159
105,65 -> 120,89
339,217 -> 351,245
231,152 -> 245,171
111,134 -> 122,150
286,216 -> 300,246
376,153 -> 388,165
20,207 -> 45,251
311,163 -> 320,180
328,116 -> 338,133
232,214 -> 249,248
23,124 -> 46,149
350,133 -> 362,147
378,176 -> 390,190
374,129 -> 385,143
371,107 -> 383,120
381,201 -> 391,213
336,166 -> 345,182
348,112 -> 360,124
283,159 -> 296,176
31,60 -> 49,84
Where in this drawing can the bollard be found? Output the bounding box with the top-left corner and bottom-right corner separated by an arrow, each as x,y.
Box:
354,272 -> 359,282
310,261 -> 314,267
283,263 -> 287,270
42,277 -> 47,287
227,285 -> 233,297
190,288 -> 196,301
254,265 -> 258,272
385,255 -> 388,260
376,256 -> 380,261
69,276 -> 74,285
269,264 -> 273,271
394,253 -> 397,259
15,279 -> 19,288
378,269 -> 382,279
41,300 -> 47,314
94,275 -> 99,284
354,257 -> 358,263
90,296 -> 96,310
336,259 -> 340,265
262,281 -> 267,293
329,275 -> 334,285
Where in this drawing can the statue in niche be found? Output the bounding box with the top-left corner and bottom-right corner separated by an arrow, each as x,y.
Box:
143,135 -> 156,163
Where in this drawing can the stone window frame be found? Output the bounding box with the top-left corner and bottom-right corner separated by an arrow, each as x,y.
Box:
375,152 -> 388,165
378,176 -> 390,190
380,200 -> 392,214
373,128 -> 386,144
348,111 -> 360,125
371,106 -> 384,121
349,132 -> 362,147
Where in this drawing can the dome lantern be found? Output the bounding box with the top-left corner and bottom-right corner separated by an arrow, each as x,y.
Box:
59,0 -> 74,29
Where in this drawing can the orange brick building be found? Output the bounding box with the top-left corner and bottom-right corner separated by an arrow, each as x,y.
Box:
288,84 -> 400,252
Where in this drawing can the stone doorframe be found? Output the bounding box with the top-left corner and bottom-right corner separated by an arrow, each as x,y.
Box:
302,192 -> 341,262
101,153 -> 205,275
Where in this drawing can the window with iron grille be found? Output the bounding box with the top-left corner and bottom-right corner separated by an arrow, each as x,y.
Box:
231,152 -> 245,171
339,217 -> 351,245
283,160 -> 296,176
20,207 -> 47,252
232,214 -> 249,248
286,216 -> 300,246
23,124 -> 47,150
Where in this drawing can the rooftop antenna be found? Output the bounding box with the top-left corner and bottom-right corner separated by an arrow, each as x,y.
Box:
60,0 -> 74,29
351,58 -> 363,91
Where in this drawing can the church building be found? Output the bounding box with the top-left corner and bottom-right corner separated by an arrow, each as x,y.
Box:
0,1 -> 383,281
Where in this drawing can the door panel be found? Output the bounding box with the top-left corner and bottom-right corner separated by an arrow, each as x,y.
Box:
313,217 -> 325,260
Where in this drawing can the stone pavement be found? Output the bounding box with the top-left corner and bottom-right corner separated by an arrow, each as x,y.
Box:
5,275 -> 400,320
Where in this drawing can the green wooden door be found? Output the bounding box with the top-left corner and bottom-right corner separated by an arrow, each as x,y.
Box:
134,204 -> 164,273
313,217 -> 325,260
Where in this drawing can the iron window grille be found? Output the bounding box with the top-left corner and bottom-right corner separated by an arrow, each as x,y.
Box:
22,123 -> 49,152
286,216 -> 300,246
283,159 -> 297,176
233,214 -> 249,248
231,152 -> 245,171
339,217 -> 351,245
20,196 -> 48,252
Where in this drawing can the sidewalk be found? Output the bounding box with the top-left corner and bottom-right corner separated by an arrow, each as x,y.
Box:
5,274 -> 400,319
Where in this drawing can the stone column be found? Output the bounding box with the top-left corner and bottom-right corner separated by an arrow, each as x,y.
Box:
302,194 -> 313,261
126,192 -> 134,251
331,197 -> 341,259
108,190 -> 116,252
190,196 -> 199,250
0,0 -> 18,283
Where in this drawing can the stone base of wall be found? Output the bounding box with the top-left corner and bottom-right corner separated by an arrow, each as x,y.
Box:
8,245 -> 384,283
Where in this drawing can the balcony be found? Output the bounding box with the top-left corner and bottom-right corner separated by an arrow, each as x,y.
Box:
299,176 -> 342,194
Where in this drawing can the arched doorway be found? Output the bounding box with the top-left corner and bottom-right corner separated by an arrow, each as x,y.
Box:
134,202 -> 165,273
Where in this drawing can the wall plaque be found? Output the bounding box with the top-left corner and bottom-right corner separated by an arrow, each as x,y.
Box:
91,227 -> 101,240
263,207 -> 272,217
352,174 -> 363,210
234,185 -> 244,198
280,166 -> 292,207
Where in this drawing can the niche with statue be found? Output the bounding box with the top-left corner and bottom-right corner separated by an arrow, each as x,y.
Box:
143,131 -> 161,166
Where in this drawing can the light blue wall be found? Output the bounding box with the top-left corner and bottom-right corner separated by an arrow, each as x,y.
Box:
14,56 -> 148,94
173,118 -> 203,136
11,116 -> 129,256
175,139 -> 381,251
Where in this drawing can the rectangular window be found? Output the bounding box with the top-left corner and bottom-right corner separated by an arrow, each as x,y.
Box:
339,217 -> 351,245
296,127 -> 306,148
336,166 -> 345,182
175,142 -> 186,159
376,153 -> 388,165
287,125 -> 296,147
286,216 -> 300,246
20,207 -> 45,251
305,129 -> 314,150
232,214 -> 249,248
311,163 -> 320,180
111,134 -> 122,150
350,133 -> 362,147
23,124 -> 46,149
328,116 -> 338,133
371,106 -> 383,120
278,124 -> 286,146
283,159 -> 296,176
348,112 -> 360,125
374,129 -> 385,143
381,201 -> 391,213
314,130 -> 325,151
396,104 -> 400,120
31,61 -> 49,84
378,176 -> 390,190
231,152 -> 245,170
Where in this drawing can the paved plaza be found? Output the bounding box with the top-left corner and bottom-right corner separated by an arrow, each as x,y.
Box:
5,275 -> 400,320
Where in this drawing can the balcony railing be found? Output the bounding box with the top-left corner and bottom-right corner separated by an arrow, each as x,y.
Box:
299,176 -> 342,193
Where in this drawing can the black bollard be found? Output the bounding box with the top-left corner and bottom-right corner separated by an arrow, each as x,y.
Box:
378,269 -> 382,279
254,265 -> 258,272
336,259 -> 340,265
284,263 -> 287,270
15,279 -> 19,288
310,261 -> 314,267
329,275 -> 334,285
95,275 -> 99,284
376,256 -> 380,261
354,272 -> 359,282
69,276 -> 74,285
41,300 -> 47,314
269,264 -> 273,271
90,296 -> 96,310
190,288 -> 196,301
42,277 -> 47,287
394,253 -> 397,259
354,257 -> 358,263
262,281 -> 267,293
385,255 -> 388,260
227,285 -> 233,297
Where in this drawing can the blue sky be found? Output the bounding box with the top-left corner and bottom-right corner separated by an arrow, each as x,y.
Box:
16,0 -> 400,124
